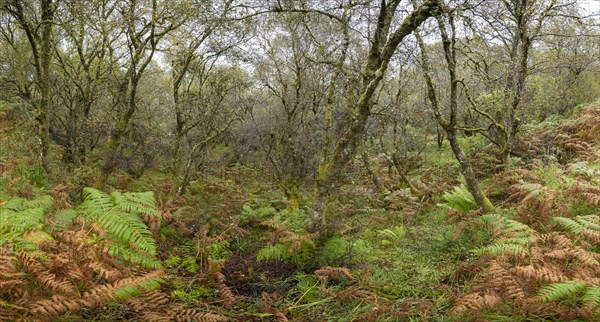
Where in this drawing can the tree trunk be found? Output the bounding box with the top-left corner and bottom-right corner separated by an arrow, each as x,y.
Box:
414,7 -> 493,213
310,0 -> 442,234
446,130 -> 494,212
361,150 -> 382,192
94,77 -> 138,189
391,153 -> 420,195
7,0 -> 56,178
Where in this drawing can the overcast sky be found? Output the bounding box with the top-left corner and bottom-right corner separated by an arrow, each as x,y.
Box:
579,0 -> 600,15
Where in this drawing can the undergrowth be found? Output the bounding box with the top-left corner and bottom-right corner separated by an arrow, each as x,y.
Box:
1,101 -> 599,320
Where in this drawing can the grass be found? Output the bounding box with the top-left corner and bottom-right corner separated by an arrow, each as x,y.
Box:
3,99 -> 600,320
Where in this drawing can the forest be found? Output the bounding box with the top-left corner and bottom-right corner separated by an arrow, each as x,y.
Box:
0,0 -> 599,321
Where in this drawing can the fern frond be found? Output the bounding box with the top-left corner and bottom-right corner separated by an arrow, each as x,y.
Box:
105,244 -> 162,269
582,285 -> 600,310
575,215 -> 600,231
314,266 -> 355,283
553,217 -> 584,234
479,213 -> 503,224
450,293 -> 503,315
476,243 -> 526,256
80,188 -> 113,221
111,191 -> 161,218
28,270 -> 165,317
1,195 -> 54,250
51,209 -> 79,231
23,195 -> 53,211
537,281 -> 587,303
441,185 -> 477,213
99,211 -> 156,255
78,188 -> 161,267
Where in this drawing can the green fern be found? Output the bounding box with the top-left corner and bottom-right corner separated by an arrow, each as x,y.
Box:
476,243 -> 526,256
441,185 -> 477,213
537,281 -> 587,303
239,204 -> 277,225
51,209 -> 79,231
480,214 -> 535,239
105,244 -> 162,269
293,272 -> 322,304
475,214 -> 536,256
377,226 -> 405,244
78,188 -> 162,268
257,240 -> 315,268
553,215 -> 600,236
111,276 -> 164,301
0,195 -> 54,249
582,285 -> 600,309
319,236 -> 348,263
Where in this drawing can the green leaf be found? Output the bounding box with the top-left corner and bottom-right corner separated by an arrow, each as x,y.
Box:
537,281 -> 587,303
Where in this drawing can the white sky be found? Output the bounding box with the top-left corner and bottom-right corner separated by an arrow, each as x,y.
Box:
579,0 -> 600,15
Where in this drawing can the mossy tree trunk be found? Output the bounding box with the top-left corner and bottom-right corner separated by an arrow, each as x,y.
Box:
309,0 -> 443,234
414,7 -> 494,213
462,0 -> 560,170
3,0 -> 56,178
94,0 -> 178,189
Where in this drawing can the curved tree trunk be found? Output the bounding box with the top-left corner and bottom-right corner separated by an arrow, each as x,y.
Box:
413,7 -> 494,213
310,0 -> 442,234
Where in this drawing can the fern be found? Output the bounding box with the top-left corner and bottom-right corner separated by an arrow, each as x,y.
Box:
475,214 -> 536,256
106,244 -> 162,269
377,226 -> 405,244
441,185 -> 477,213
50,209 -> 79,231
0,195 -> 53,249
582,286 -> 600,309
319,236 -> 348,263
553,215 -> 600,237
537,281 -> 587,303
239,204 -> 277,225
111,275 -> 164,301
476,243 -> 526,256
480,214 -> 535,239
257,240 -> 315,267
79,188 -> 162,268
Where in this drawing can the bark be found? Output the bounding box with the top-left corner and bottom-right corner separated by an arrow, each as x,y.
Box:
414,8 -> 494,213
94,0 -> 176,189
310,0 -> 442,234
436,126 -> 444,149
4,0 -> 56,177
447,129 -> 494,212
361,150 -> 382,192
391,153 -> 420,195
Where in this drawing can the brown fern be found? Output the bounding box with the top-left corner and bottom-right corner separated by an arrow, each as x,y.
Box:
27,270 -> 164,317
450,292 -> 502,316
0,247 -> 26,298
565,182 -> 600,206
512,265 -> 567,283
259,292 -> 288,322
314,266 -> 356,283
207,260 -> 236,309
18,251 -> 79,295
173,309 -> 230,322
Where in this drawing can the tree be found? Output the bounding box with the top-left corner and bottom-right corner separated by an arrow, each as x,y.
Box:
246,11 -> 333,206
169,0 -> 243,183
94,0 -> 182,189
459,0 -> 575,168
2,0 -> 57,176
305,0 -> 443,233
413,2 -> 494,212
51,0 -> 120,166
174,65 -> 250,195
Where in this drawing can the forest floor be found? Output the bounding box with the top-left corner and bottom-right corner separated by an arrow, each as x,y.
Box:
1,101 -> 599,321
